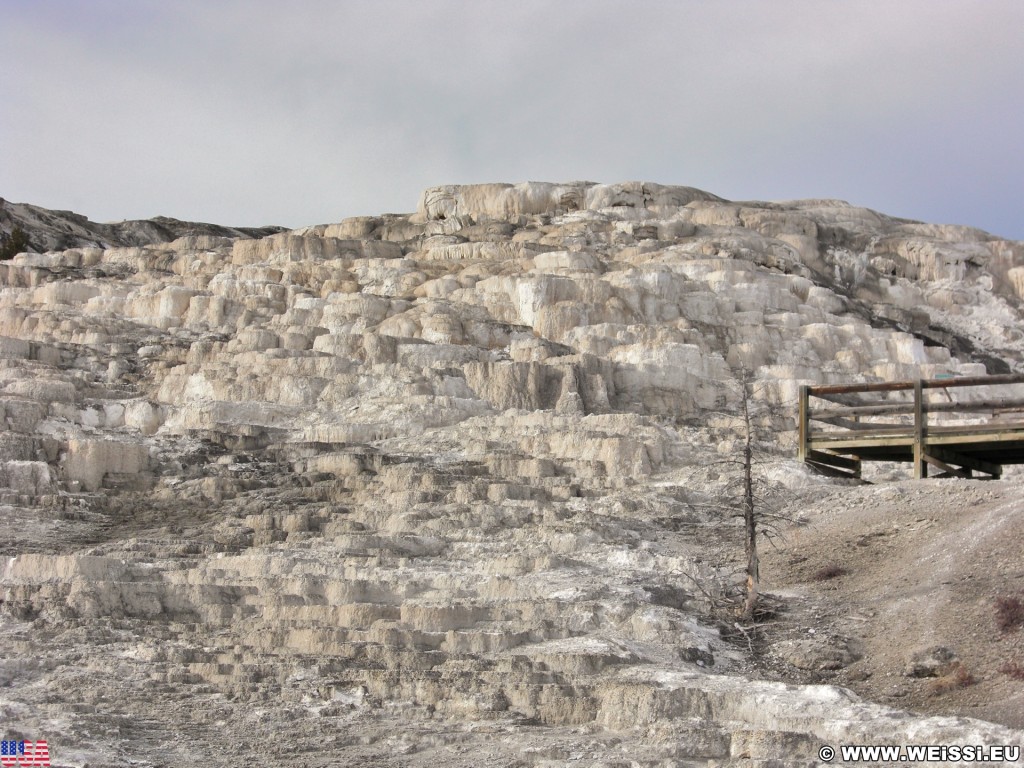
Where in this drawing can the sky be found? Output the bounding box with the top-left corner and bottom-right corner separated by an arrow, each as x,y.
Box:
2,0 -> 1022,239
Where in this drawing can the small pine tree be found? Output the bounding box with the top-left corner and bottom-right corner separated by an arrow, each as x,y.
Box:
0,226 -> 30,260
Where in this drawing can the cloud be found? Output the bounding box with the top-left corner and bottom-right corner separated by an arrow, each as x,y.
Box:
2,0 -> 1022,238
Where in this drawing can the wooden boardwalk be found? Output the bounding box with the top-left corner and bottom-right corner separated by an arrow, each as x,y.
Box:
798,373 -> 1024,479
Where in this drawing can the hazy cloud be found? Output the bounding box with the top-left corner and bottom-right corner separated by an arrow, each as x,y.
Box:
2,0 -> 1022,238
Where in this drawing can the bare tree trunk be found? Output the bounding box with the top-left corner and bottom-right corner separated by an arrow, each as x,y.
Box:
741,381 -> 759,620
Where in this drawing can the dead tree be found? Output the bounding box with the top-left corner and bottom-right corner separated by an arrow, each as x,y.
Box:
678,371 -> 790,622
711,371 -> 784,621
739,379 -> 759,620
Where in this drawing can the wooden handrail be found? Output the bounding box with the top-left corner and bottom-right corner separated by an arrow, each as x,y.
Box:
798,374 -> 1024,480
810,397 -> 1024,421
807,372 -> 1024,396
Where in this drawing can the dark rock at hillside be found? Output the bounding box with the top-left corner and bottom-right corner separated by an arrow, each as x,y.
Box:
0,196 -> 285,254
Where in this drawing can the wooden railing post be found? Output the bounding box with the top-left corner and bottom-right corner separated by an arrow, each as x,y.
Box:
913,378 -> 927,479
798,385 -> 809,463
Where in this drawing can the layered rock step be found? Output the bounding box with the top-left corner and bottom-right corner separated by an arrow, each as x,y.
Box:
2,182 -> 1022,764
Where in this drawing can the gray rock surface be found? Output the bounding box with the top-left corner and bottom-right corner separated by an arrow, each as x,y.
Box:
1,181 -> 1022,766
0,196 -> 285,254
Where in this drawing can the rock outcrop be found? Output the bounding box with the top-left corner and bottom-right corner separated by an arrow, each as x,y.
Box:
1,182 -> 1022,766
0,196 -> 285,254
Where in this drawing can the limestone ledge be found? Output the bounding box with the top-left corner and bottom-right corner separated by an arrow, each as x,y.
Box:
1,182 -> 1022,764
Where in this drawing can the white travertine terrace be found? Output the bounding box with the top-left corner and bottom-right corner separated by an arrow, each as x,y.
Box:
0,182 -> 1021,765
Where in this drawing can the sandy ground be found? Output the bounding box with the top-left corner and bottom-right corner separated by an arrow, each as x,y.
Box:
763,471 -> 1024,729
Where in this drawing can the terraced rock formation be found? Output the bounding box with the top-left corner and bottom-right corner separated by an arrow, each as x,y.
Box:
1,182 -> 1022,766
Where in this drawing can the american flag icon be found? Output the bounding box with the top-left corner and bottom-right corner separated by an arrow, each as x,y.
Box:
0,740 -> 50,767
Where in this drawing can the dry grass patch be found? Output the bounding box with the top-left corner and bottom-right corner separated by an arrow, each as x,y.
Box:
926,662 -> 977,697
812,564 -> 848,581
995,595 -> 1024,632
998,661 -> 1024,681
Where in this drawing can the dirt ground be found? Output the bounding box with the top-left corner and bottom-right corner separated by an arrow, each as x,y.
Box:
761,471 -> 1024,729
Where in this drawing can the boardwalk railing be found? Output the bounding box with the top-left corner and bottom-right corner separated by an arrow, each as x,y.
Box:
798,373 -> 1024,479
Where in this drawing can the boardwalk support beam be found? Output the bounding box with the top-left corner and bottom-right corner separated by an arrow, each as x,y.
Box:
806,450 -> 861,479
798,385 -> 809,463
913,379 -> 926,480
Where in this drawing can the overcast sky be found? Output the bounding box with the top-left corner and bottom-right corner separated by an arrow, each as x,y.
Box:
2,1 -> 1022,239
